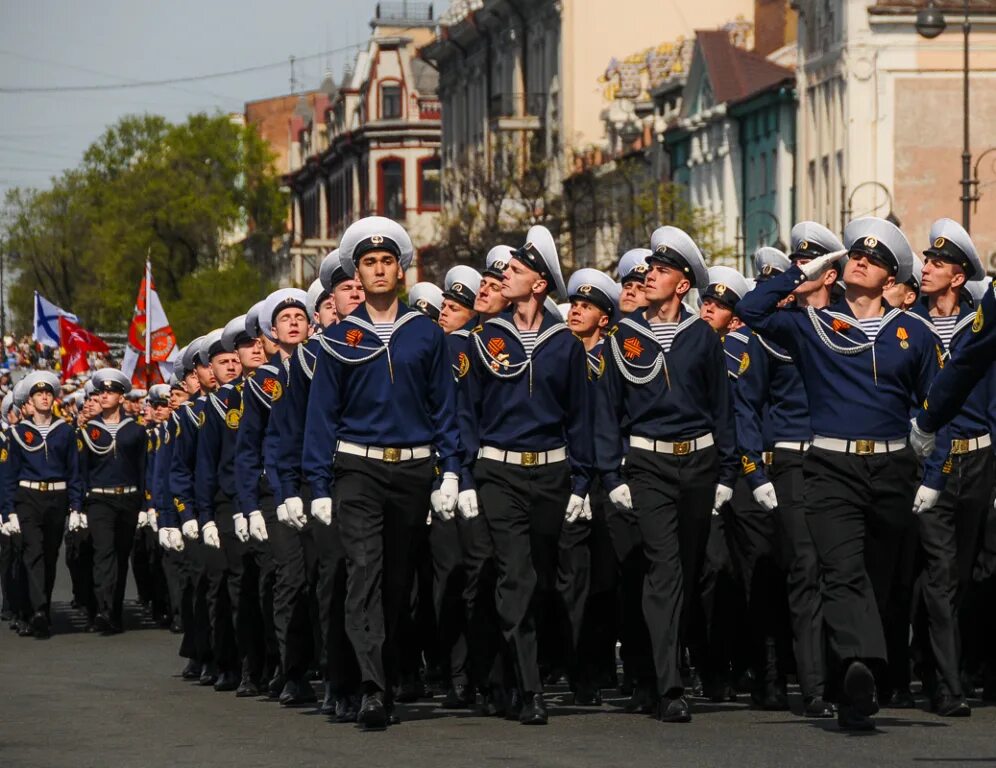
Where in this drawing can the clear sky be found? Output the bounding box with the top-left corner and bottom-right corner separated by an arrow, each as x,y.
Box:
0,0 -> 398,194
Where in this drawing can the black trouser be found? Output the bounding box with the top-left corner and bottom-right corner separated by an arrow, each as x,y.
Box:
613,446 -> 716,698
334,453 -> 432,694
203,498 -> 243,674
576,482 -> 619,690
802,446 -> 917,683
144,526 -> 171,622
161,546 -> 185,629
269,506 -> 316,682
177,539 -> 212,663
557,511 -> 591,690
1,530 -> 28,620
917,448 -> 993,701
476,458 -> 570,695
87,492 -> 140,624
64,527 -> 95,616
15,487 -> 68,618
188,536 -> 230,667
769,448 -> 826,700
311,516 -> 360,696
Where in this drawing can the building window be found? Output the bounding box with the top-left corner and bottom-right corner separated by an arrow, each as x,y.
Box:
382,83 -> 402,119
419,156 -> 441,210
380,158 -> 405,220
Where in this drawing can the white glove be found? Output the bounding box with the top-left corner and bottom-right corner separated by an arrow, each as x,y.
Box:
713,484 -> 733,515
458,489 -> 479,520
609,484 -> 633,512
158,527 -> 170,548
202,521 -> 220,549
79,513 -> 88,529
438,472 -> 459,517
233,514 -> 250,543
148,509 -> 158,532
430,489 -> 449,520
284,497 -> 308,529
913,485 -> 941,515
564,494 -> 586,524
276,503 -> 290,526
68,510 -> 82,532
311,497 -> 332,526
0,521 -> 8,536
909,418 -> 936,459
581,495 -> 592,521
181,519 -> 199,540
799,249 -> 847,280
166,527 -> 185,552
6,514 -> 19,535
752,482 -> 778,512
137,511 -> 149,528
248,510 -> 268,542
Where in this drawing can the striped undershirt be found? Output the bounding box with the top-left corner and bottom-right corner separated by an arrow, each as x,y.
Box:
857,317 -> 882,341
931,314 -> 959,350
32,421 -> 54,438
374,323 -> 393,345
102,420 -> 122,438
649,322 -> 679,353
519,331 -> 539,356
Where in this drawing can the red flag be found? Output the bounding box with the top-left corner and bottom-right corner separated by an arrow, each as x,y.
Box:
122,262 -> 178,388
59,316 -> 110,382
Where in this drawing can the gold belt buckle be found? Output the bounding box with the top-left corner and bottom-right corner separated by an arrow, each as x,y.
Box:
854,439 -> 875,456
114,487 -> 123,495
38,482 -> 48,492
382,447 -> 402,464
521,451 -> 539,467
673,441 -> 691,456
950,439 -> 970,455
763,451 -> 774,466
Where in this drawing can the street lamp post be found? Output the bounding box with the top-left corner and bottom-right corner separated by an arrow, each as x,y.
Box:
916,0 -> 973,231
841,180 -> 901,232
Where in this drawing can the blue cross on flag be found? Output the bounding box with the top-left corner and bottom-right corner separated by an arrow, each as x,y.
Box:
33,291 -> 78,348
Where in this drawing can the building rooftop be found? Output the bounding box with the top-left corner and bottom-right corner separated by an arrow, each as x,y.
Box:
372,1 -> 436,26
695,28 -> 793,105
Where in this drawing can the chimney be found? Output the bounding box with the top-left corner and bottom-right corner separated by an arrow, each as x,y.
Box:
753,0 -> 798,58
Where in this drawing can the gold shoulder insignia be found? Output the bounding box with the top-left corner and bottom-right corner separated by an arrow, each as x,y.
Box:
225,409 -> 242,430
457,352 -> 471,378
739,352 -> 750,375
973,305 -> 984,334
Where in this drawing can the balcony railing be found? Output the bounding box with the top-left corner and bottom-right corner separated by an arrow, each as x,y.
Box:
375,2 -> 434,22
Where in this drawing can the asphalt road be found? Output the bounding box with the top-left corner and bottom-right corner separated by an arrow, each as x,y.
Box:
2,562 -> 996,768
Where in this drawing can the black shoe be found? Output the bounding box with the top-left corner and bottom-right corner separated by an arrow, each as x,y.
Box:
279,678 -> 317,706
181,660 -> 202,680
441,684 -> 474,709
83,618 -> 98,633
477,689 -> 499,717
267,671 -> 285,699
395,678 -> 424,703
16,620 -> 33,637
214,670 -> 240,692
358,691 -> 388,730
30,611 -> 50,638
199,662 -> 219,686
169,618 -> 183,634
505,688 -> 523,721
883,687 -> 915,709
837,702 -> 875,731
334,694 -> 360,723
803,696 -> 835,718
320,682 -> 336,715
574,683 -> 602,706
703,682 -> 737,703
936,696 -> 971,717
657,695 -> 692,723
624,684 -> 656,714
757,681 -> 789,711
235,674 -> 259,697
519,692 -> 548,725
93,611 -> 112,634
843,661 -> 879,718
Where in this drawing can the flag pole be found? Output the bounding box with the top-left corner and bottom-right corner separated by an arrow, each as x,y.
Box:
145,258 -> 152,388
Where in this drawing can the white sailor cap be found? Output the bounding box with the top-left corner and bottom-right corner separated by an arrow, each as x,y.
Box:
12,378 -> 31,407
260,288 -> 308,340
702,266 -> 752,308
319,248 -> 349,291
964,277 -> 991,307
512,225 -> 567,297
556,303 -> 571,321
923,218 -> 984,281
245,301 -> 267,340
126,387 -> 147,402
148,383 -> 171,405
483,246 -> 515,280
790,221 -> 844,260
222,315 -> 251,352
649,226 -> 709,289
306,279 -> 328,319
843,216 -> 915,285
443,265 -> 483,310
617,248 -> 652,284
908,255 -> 924,292
1,391 -> 15,418
83,379 -> 96,398
753,246 -> 791,280
338,217 -> 414,277
70,390 -> 86,409
22,370 -> 61,397
197,329 -> 226,366
408,282 -> 443,321
568,268 -> 621,316
91,368 -> 132,395
182,337 -> 206,372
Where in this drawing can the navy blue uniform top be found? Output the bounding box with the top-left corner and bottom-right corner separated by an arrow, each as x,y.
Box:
144,426 -> 156,511
195,380 -> 243,523
168,397 -> 206,525
721,330 -> 751,382
0,426 -> 10,518
276,341 -> 319,501
154,415 -> 179,525
737,265 -> 944,468
302,302 -> 460,500
594,307 -> 738,492
585,338 -> 606,382
918,283 -> 996,433
78,412 -> 147,498
1,418 -> 83,517
459,307 -> 595,497
442,317 -> 479,491
235,360 -> 285,513
734,330 -> 812,491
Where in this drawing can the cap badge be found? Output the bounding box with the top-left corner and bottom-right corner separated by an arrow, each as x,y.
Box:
579,284 -> 593,295
799,240 -> 809,251
371,234 -> 384,245
864,236 -> 878,249
934,236 -> 946,249
761,264 -> 774,276
715,284 -> 727,296
494,260 -> 507,271
417,299 -> 428,309
452,283 -> 464,294
634,264 -> 648,274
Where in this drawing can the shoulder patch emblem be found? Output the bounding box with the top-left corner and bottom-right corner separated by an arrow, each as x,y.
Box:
24,430 -> 34,445
738,352 -> 750,374
90,427 -> 101,440
457,352 -> 470,378
225,409 -> 241,429
261,378 -> 283,402
0,448 -> 7,463
973,305 -> 984,334
487,337 -> 506,357
345,329 -> 364,347
831,318 -> 851,333
197,411 -> 206,427
622,337 -> 644,360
